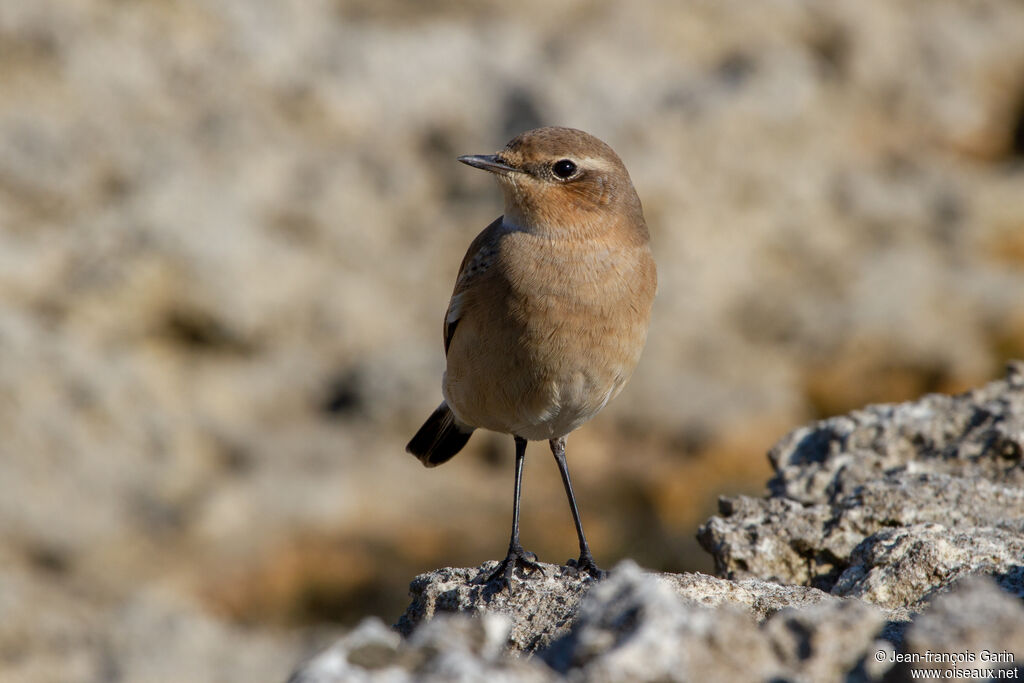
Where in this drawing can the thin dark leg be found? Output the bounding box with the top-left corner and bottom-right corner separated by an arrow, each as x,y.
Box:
509,435 -> 526,548
486,436 -> 542,589
550,436 -> 606,579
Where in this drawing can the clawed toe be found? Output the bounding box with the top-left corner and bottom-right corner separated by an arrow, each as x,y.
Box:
487,545 -> 543,591
566,552 -> 607,580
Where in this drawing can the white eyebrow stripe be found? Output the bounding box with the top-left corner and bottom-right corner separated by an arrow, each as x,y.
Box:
574,156 -> 616,174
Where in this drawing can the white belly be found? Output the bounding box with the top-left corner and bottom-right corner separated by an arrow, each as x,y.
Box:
446,367 -> 624,442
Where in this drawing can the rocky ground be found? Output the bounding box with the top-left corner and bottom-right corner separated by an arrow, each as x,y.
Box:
290,364 -> 1024,681
3,0 -> 1024,681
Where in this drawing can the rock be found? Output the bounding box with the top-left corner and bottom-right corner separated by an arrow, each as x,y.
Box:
768,361 -> 1024,504
899,577 -> 1024,680
288,614 -> 553,683
699,364 -> 1024,611
760,599 -> 888,683
699,470 -> 1024,591
395,559 -> 841,656
831,524 -> 1024,612
698,495 -> 840,587
394,562 -> 597,654
294,546 -> 1024,683
661,571 -> 840,619
541,563 -> 783,682
540,562 -> 886,682
294,561 -> 890,682
287,619 -> 402,683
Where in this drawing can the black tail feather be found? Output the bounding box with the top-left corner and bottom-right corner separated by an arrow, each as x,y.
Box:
406,402 -> 473,467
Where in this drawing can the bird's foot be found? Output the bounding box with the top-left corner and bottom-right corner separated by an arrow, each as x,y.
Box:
566,551 -> 607,580
486,543 -> 543,591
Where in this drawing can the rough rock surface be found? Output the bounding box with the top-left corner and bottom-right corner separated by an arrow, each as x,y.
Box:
699,362 -> 1024,612
291,561 -> 1024,682
394,562 -> 597,654
394,560 -> 838,655
289,366 -> 1024,682
293,562 -> 888,682
289,613 -> 553,683
900,577 -> 1024,679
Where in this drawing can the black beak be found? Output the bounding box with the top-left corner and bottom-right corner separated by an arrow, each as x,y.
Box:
457,154 -> 520,175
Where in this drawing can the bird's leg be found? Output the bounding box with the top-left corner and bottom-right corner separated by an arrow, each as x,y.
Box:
550,436 -> 607,580
487,436 -> 542,588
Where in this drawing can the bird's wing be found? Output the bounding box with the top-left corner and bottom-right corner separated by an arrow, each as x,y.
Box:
444,216 -> 504,355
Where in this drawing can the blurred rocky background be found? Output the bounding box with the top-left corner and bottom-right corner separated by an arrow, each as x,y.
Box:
1,0 -> 1023,680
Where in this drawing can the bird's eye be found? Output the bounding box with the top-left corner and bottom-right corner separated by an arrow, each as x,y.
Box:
552,159 -> 577,179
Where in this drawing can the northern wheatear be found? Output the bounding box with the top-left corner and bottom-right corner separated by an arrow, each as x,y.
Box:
407,127 -> 657,586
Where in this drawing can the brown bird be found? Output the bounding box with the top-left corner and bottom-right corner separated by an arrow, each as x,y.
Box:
406,126 -> 657,586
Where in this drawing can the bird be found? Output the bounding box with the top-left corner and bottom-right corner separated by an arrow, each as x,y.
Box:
406,126 -> 657,587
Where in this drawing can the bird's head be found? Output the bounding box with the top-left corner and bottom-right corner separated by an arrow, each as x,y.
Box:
458,127 -> 645,239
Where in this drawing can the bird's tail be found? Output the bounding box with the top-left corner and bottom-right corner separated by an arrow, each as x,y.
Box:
406,402 -> 474,467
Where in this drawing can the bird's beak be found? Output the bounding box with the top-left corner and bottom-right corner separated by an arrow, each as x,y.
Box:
457,154 -> 520,175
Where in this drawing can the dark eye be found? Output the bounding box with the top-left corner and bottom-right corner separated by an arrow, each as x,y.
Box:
552,159 -> 577,179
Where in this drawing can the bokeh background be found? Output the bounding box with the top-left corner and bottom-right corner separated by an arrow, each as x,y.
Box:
2,0 -> 1024,680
